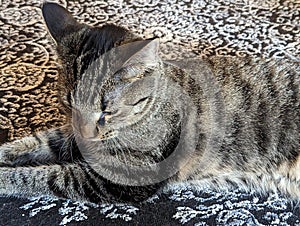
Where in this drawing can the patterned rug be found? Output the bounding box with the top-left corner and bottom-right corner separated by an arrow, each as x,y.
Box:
0,0 -> 299,225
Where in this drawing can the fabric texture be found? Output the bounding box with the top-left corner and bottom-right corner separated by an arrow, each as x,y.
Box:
0,0 -> 299,225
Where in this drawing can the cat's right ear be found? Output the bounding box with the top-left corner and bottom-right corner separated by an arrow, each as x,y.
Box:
42,2 -> 83,44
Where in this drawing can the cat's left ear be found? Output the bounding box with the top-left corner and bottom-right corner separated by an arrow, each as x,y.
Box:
42,2 -> 84,44
123,39 -> 160,67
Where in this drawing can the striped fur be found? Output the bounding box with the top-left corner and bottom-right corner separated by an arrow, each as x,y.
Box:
0,3 -> 299,203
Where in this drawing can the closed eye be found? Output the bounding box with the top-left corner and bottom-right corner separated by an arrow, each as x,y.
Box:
131,96 -> 149,106
114,64 -> 154,82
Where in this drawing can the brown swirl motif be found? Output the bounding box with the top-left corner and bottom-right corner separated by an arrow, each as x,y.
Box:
0,2 -> 66,142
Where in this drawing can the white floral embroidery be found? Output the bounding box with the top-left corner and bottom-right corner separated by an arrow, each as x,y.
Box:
99,203 -> 139,221
20,196 -> 139,225
170,189 -> 299,225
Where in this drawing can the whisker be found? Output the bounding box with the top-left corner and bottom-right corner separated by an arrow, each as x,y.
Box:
116,135 -> 136,162
69,135 -> 75,163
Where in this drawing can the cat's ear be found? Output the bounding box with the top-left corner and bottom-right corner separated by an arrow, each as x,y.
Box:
42,2 -> 83,44
124,39 -> 160,67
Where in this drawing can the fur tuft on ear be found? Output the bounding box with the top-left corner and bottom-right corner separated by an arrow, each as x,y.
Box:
42,2 -> 83,43
123,39 -> 160,67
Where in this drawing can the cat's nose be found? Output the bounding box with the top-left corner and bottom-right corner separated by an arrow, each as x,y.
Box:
72,110 -> 99,139
98,111 -> 112,126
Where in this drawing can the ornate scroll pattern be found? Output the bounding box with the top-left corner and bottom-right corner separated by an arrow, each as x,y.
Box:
0,0 -> 299,141
0,2 -> 66,141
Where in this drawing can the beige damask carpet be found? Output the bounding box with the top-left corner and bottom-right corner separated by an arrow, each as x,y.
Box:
0,1 -> 65,142
0,0 -> 300,225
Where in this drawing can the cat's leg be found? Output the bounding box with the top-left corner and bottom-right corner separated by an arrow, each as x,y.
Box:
0,163 -> 108,203
0,125 -> 80,166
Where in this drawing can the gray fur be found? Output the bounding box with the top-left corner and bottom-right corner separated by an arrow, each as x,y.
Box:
0,3 -> 299,203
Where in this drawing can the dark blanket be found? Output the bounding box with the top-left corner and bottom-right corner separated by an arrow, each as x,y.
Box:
0,0 -> 299,225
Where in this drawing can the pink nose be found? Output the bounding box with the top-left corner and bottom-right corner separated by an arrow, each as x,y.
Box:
72,109 -> 99,139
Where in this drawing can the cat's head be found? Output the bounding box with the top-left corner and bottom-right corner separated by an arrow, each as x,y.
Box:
43,3 -> 199,184
72,39 -> 186,165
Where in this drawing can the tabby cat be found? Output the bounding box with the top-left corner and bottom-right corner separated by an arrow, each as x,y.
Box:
0,2 -> 299,203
